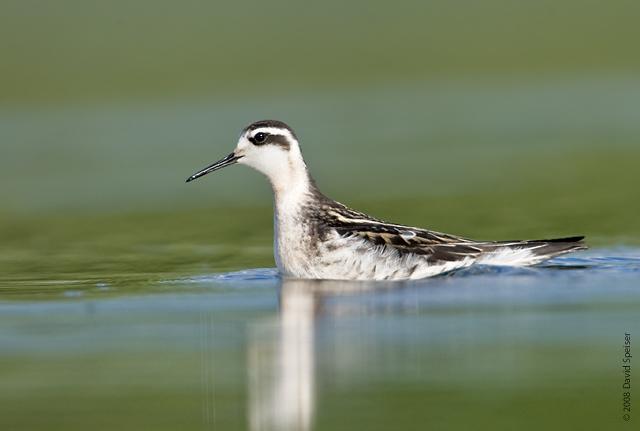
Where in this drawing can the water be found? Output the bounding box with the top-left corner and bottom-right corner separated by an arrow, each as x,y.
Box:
1,75 -> 639,429
1,249 -> 638,431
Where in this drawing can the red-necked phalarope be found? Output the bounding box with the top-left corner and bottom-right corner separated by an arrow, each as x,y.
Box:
187,120 -> 587,281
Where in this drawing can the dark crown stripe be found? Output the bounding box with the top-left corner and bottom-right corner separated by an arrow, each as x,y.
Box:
243,120 -> 297,139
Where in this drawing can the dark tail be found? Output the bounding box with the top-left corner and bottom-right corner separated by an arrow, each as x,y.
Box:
515,236 -> 587,262
528,236 -> 588,259
479,236 -> 588,265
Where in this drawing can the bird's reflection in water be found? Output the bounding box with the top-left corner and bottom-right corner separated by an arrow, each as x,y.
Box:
248,278 -> 394,431
249,279 -> 317,431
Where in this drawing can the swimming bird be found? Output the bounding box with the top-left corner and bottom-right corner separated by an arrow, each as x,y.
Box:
187,120 -> 587,280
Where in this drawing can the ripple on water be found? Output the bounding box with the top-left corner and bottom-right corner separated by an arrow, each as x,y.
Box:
176,247 -> 640,285
181,268 -> 280,286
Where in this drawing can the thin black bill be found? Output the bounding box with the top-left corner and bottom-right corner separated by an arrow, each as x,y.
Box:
186,152 -> 243,182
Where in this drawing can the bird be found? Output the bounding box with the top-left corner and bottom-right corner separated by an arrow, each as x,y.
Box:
186,120 -> 587,281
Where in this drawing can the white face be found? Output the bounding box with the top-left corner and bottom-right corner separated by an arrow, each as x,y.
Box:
186,122 -> 304,186
234,127 -> 299,178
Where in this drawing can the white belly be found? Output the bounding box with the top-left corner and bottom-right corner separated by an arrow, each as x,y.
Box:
274,215 -> 474,281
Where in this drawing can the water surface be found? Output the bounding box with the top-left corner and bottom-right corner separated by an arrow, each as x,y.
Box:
1,249 -> 638,430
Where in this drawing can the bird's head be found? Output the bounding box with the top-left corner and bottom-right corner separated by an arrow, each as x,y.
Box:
186,120 -> 305,185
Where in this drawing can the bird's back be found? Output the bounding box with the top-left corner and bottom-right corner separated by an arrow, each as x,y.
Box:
279,194 -> 587,280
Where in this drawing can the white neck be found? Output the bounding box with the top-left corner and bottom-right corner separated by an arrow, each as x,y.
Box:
238,142 -> 315,215
268,155 -> 314,216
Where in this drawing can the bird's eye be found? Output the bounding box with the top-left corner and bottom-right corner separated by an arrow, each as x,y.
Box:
253,132 -> 267,144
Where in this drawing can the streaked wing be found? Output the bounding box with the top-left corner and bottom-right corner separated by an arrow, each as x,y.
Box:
315,201 -> 586,266
320,205 -> 484,263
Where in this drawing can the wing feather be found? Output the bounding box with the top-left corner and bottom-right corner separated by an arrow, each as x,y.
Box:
310,199 -> 586,266
316,205 -> 481,263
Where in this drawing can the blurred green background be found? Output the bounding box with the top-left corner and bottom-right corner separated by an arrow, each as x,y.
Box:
1,0 -> 639,282
1,0 -> 639,290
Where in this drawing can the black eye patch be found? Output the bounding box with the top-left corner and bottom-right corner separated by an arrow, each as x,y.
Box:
252,132 -> 268,145
247,131 -> 291,150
